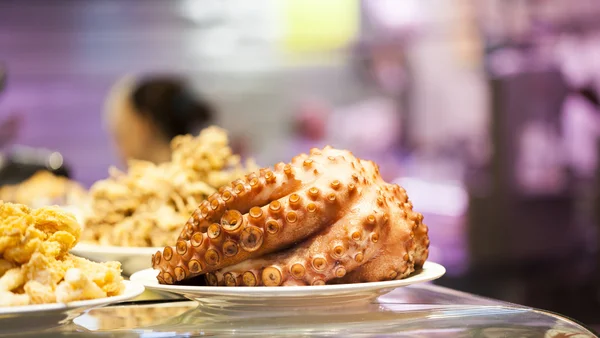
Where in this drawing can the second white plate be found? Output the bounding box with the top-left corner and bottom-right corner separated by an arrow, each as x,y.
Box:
130,261 -> 446,308
70,243 -> 161,276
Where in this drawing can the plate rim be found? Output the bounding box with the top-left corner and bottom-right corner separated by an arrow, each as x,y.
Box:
130,261 -> 446,294
0,280 -> 145,315
71,243 -> 161,255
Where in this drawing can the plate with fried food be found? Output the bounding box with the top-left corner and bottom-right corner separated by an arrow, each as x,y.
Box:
74,126 -> 257,274
0,202 -> 144,334
131,146 -> 444,308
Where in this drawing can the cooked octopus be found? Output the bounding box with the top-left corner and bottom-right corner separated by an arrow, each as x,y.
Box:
152,146 -> 429,286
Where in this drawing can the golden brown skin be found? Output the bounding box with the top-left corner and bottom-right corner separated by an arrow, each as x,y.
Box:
152,146 -> 429,286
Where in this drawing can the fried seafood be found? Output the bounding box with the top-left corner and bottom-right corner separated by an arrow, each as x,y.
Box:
0,202 -> 124,306
0,171 -> 88,210
82,126 -> 257,247
153,146 -> 429,286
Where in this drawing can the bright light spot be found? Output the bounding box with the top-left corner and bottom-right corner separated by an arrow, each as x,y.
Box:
48,152 -> 63,170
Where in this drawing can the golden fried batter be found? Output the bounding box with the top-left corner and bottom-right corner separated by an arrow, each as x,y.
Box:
0,202 -> 125,306
0,171 -> 88,210
0,203 -> 79,264
83,126 -> 257,247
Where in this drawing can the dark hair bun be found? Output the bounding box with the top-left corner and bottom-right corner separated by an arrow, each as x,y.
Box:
131,76 -> 214,140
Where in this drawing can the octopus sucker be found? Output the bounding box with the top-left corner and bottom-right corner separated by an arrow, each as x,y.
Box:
223,272 -> 240,286
239,226 -> 264,252
265,219 -> 280,234
262,266 -> 283,286
206,273 -> 218,286
154,146 -> 430,286
242,271 -> 258,286
290,263 -> 306,279
223,240 -> 239,257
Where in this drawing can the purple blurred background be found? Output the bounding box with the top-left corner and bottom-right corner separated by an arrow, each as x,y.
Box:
2,0 -> 600,329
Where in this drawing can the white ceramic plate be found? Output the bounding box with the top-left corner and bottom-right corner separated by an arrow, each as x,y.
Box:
130,261 -> 446,308
0,281 -> 145,334
70,243 -> 161,276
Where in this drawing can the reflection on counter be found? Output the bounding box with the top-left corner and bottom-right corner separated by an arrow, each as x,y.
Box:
61,285 -> 595,337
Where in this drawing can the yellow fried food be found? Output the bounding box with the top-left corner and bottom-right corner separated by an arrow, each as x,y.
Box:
0,171 -> 89,210
0,203 -> 79,264
0,202 -> 125,307
55,268 -> 107,303
83,126 -> 258,247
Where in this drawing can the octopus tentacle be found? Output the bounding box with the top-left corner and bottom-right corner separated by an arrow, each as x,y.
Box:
335,188 -> 428,283
153,146 -> 430,286
179,147 -> 359,240
153,148 -> 370,283
211,188 -> 386,286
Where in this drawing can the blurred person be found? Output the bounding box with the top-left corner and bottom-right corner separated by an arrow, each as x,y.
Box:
104,75 -> 215,165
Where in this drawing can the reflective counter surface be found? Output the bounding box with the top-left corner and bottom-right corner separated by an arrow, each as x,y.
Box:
1,284 -> 596,337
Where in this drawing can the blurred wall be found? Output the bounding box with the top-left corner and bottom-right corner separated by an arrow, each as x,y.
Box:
0,0 -> 364,186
